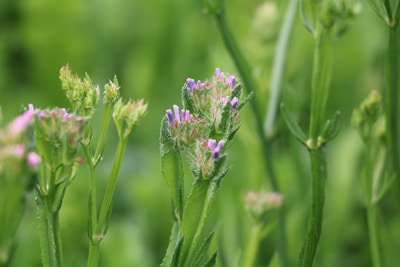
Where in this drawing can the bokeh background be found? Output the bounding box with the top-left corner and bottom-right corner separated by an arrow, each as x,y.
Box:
1,0 -> 399,266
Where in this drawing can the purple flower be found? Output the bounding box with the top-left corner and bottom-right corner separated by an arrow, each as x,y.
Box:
231,97 -> 239,109
207,139 -> 225,159
221,96 -> 230,105
226,75 -> 236,89
166,109 -> 174,125
215,68 -> 225,80
173,105 -> 181,123
186,78 -> 195,92
27,152 -> 41,168
166,105 -> 193,126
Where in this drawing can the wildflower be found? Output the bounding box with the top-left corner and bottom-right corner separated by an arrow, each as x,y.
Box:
226,75 -> 236,89
166,105 -> 193,127
186,78 -> 195,92
231,97 -> 239,109
207,139 -> 224,159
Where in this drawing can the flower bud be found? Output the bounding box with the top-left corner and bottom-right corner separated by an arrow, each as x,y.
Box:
113,98 -> 148,140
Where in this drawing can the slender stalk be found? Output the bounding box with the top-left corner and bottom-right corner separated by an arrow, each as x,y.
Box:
241,223 -> 262,267
385,22 -> 400,188
213,3 -> 287,266
298,148 -> 326,267
366,204 -> 382,267
94,104 -> 113,165
309,28 -> 333,143
264,0 -> 297,136
87,138 -> 127,267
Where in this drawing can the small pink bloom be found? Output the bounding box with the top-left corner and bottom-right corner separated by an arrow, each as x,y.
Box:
8,104 -> 35,135
27,152 -> 41,168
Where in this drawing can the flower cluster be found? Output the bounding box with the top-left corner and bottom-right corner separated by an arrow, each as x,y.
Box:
60,65 -> 100,116
34,107 -> 86,170
244,191 -> 283,225
163,68 -> 246,180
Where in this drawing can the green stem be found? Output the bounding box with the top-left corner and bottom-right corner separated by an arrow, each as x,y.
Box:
94,104 -> 113,165
298,148 -> 326,267
309,27 -> 333,144
264,0 -> 297,136
87,243 -> 100,267
241,223 -> 262,267
366,204 -> 382,267
97,139 -> 127,231
36,195 -> 64,267
213,3 -> 288,266
385,23 -> 400,188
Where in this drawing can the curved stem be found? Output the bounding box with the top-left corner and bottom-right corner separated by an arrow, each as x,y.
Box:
298,148 -> 326,267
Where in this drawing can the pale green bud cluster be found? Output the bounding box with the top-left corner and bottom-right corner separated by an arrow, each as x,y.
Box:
59,65 -> 100,116
352,90 -> 383,142
113,98 -> 148,140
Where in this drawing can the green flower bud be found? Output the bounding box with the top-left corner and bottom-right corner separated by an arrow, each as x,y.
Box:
112,99 -> 147,140
103,76 -> 120,105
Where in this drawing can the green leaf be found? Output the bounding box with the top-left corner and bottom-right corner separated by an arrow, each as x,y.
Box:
201,252 -> 217,267
268,252 -> 279,267
280,103 -> 308,146
319,111 -> 341,145
191,231 -> 216,267
219,98 -> 233,133
170,237 -> 184,267
179,180 -> 210,265
160,117 -> 184,220
160,223 -> 180,267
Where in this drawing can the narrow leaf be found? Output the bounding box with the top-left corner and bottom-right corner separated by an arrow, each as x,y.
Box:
179,180 -> 209,265
191,231 -> 216,267
280,103 -> 307,145
319,111 -> 341,145
160,223 -> 180,267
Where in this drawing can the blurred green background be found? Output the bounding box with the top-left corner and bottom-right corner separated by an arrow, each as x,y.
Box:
1,0 -> 399,266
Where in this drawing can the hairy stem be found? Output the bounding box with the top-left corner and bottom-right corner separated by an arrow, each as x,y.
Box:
36,194 -> 64,267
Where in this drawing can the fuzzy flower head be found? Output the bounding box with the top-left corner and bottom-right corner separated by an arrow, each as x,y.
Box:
113,98 -> 148,140
191,138 -> 226,180
244,191 -> 283,225
165,104 -> 206,146
34,107 -> 86,168
183,68 -> 243,135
